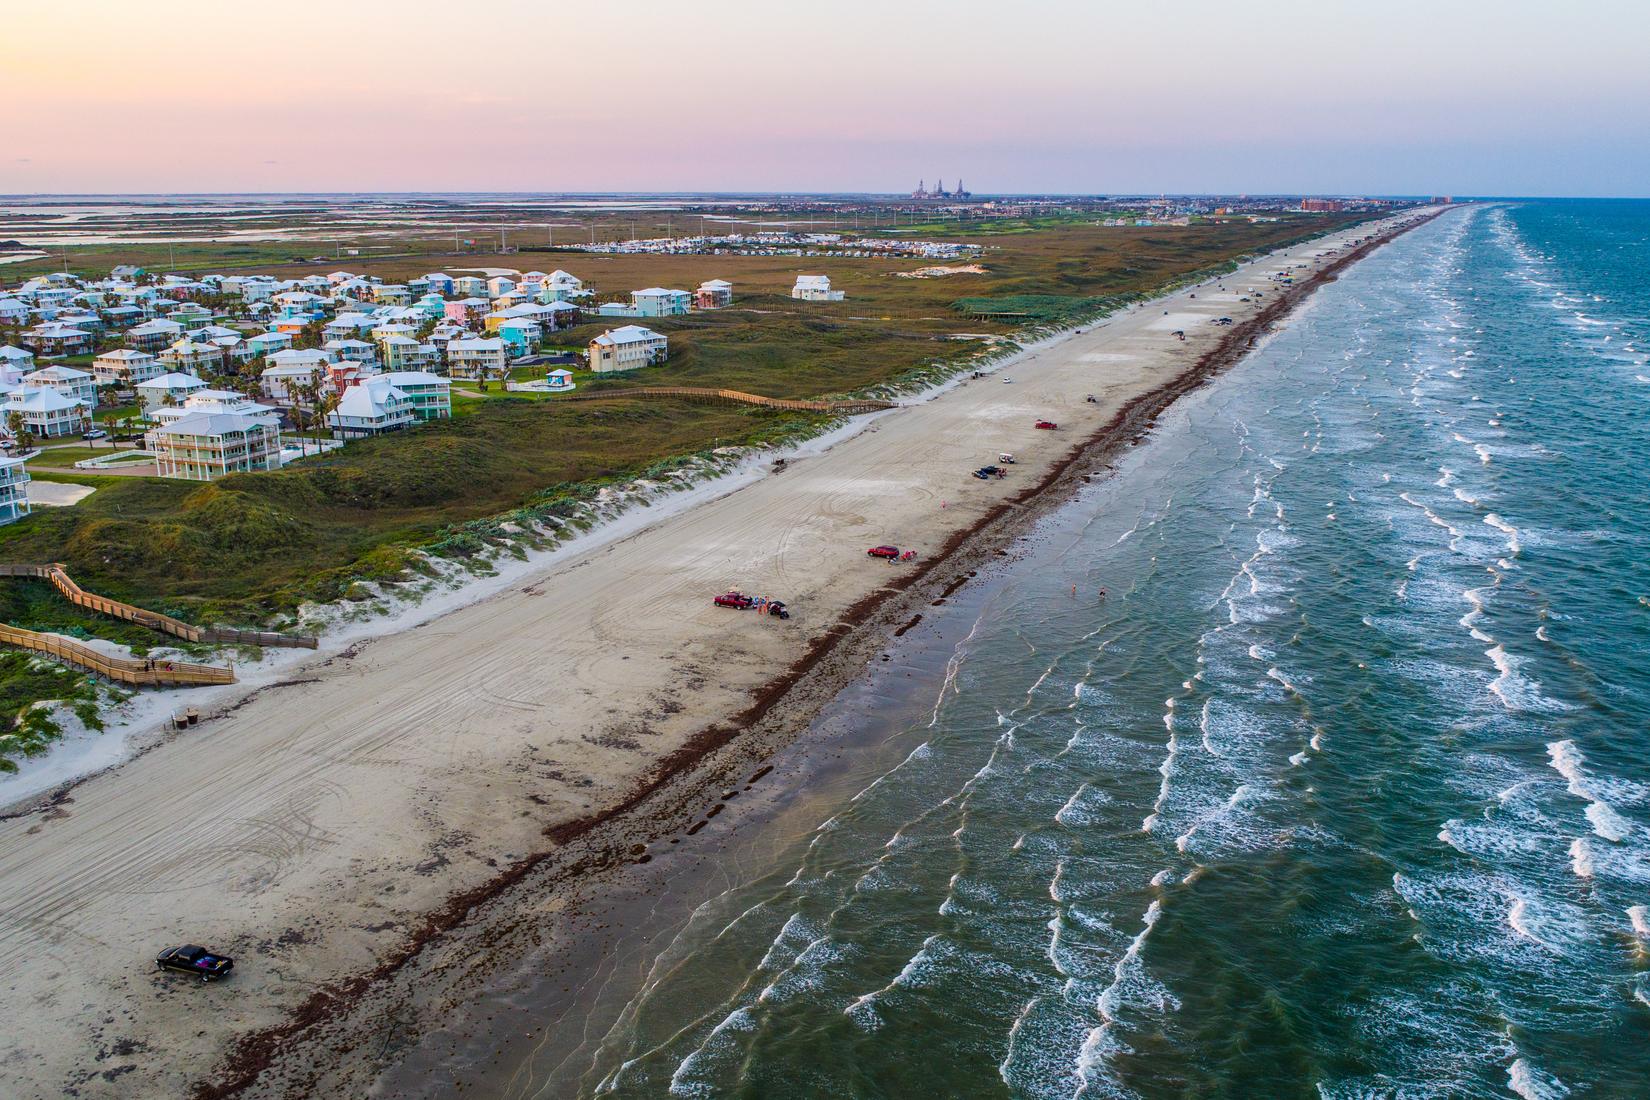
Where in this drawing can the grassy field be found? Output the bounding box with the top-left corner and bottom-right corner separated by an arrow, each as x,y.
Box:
0,212 -> 1368,628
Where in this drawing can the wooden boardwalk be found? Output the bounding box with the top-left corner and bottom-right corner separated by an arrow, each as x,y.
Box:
0,623 -> 234,687
559,386 -> 897,416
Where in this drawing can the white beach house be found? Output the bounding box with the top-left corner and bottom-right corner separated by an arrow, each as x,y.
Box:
328,377 -> 417,439
151,410 -> 283,481
446,337 -> 509,380
0,454 -> 29,525
22,365 -> 98,408
791,275 -> 845,301
0,345 -> 36,380
378,371 -> 451,421
4,387 -> 90,438
136,371 -> 209,411
92,348 -> 161,387
260,349 -> 333,400
588,325 -> 668,373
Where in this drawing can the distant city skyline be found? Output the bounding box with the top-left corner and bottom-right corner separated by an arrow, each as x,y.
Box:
3,0 -> 1647,197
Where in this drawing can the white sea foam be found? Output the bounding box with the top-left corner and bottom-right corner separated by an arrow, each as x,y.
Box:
1547,740 -> 1635,840
1484,513 -> 1521,554
1508,1058 -> 1571,1100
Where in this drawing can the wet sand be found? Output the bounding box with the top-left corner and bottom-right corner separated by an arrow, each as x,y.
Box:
0,210 -> 1435,1099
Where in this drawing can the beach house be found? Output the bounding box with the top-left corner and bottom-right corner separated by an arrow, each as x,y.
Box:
496,318 -> 541,355
159,337 -> 226,375
791,275 -> 844,301
323,338 -> 376,365
629,288 -> 692,317
539,270 -> 587,302
246,331 -> 294,358
23,364 -> 98,408
588,325 -> 668,373
260,349 -> 333,401
92,348 -> 160,388
0,346 -> 36,381
4,387 -> 90,437
0,454 -> 29,525
24,322 -> 95,356
150,410 -> 283,481
696,279 -> 734,309
328,376 -> 417,439
378,371 -> 451,421
136,371 -> 209,410
446,337 -> 509,380
126,317 -> 185,352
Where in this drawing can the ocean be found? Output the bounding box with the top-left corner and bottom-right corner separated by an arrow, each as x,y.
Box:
510,202 -> 1650,1098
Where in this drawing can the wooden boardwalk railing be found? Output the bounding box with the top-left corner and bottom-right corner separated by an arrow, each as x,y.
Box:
0,623 -> 234,687
0,564 -> 318,649
560,386 -> 897,415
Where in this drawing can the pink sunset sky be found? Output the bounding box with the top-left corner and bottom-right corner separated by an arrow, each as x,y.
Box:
3,0 -> 1648,196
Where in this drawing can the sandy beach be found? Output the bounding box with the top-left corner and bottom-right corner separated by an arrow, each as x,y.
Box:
0,211 -> 1435,1099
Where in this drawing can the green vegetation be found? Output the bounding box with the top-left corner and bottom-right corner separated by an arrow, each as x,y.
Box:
0,652 -> 112,773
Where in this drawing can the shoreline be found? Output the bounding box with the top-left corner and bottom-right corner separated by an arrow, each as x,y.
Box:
208,209 -> 1444,1098
0,209 -> 1440,1100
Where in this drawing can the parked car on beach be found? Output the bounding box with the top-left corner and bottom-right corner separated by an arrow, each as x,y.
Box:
156,945 -> 234,983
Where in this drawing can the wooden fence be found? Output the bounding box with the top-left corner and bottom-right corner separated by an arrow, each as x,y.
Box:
560,386 -> 897,416
0,623 -> 234,687
0,564 -> 318,649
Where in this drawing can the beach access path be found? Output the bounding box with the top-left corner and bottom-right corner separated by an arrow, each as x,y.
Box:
0,212 -> 1425,1098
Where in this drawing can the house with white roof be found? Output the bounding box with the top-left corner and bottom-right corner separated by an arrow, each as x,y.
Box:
4,387 -> 90,438
378,371 -> 451,421
324,313 -> 377,341
24,322 -> 94,356
246,331 -> 294,358
588,325 -> 668,373
0,454 -> 29,525
328,377 -> 417,439
261,349 -> 334,401
23,365 -> 98,407
495,318 -> 541,355
378,335 -> 440,372
323,338 -> 376,365
92,348 -> 160,387
630,288 -> 692,317
136,371 -> 209,411
540,270 -> 588,302
791,275 -> 844,301
446,337 -> 509,381
148,393 -> 280,432
126,317 -> 185,352
0,346 -> 35,381
150,410 -> 282,481
444,297 -> 491,325
158,337 -> 226,375
696,279 -> 734,309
